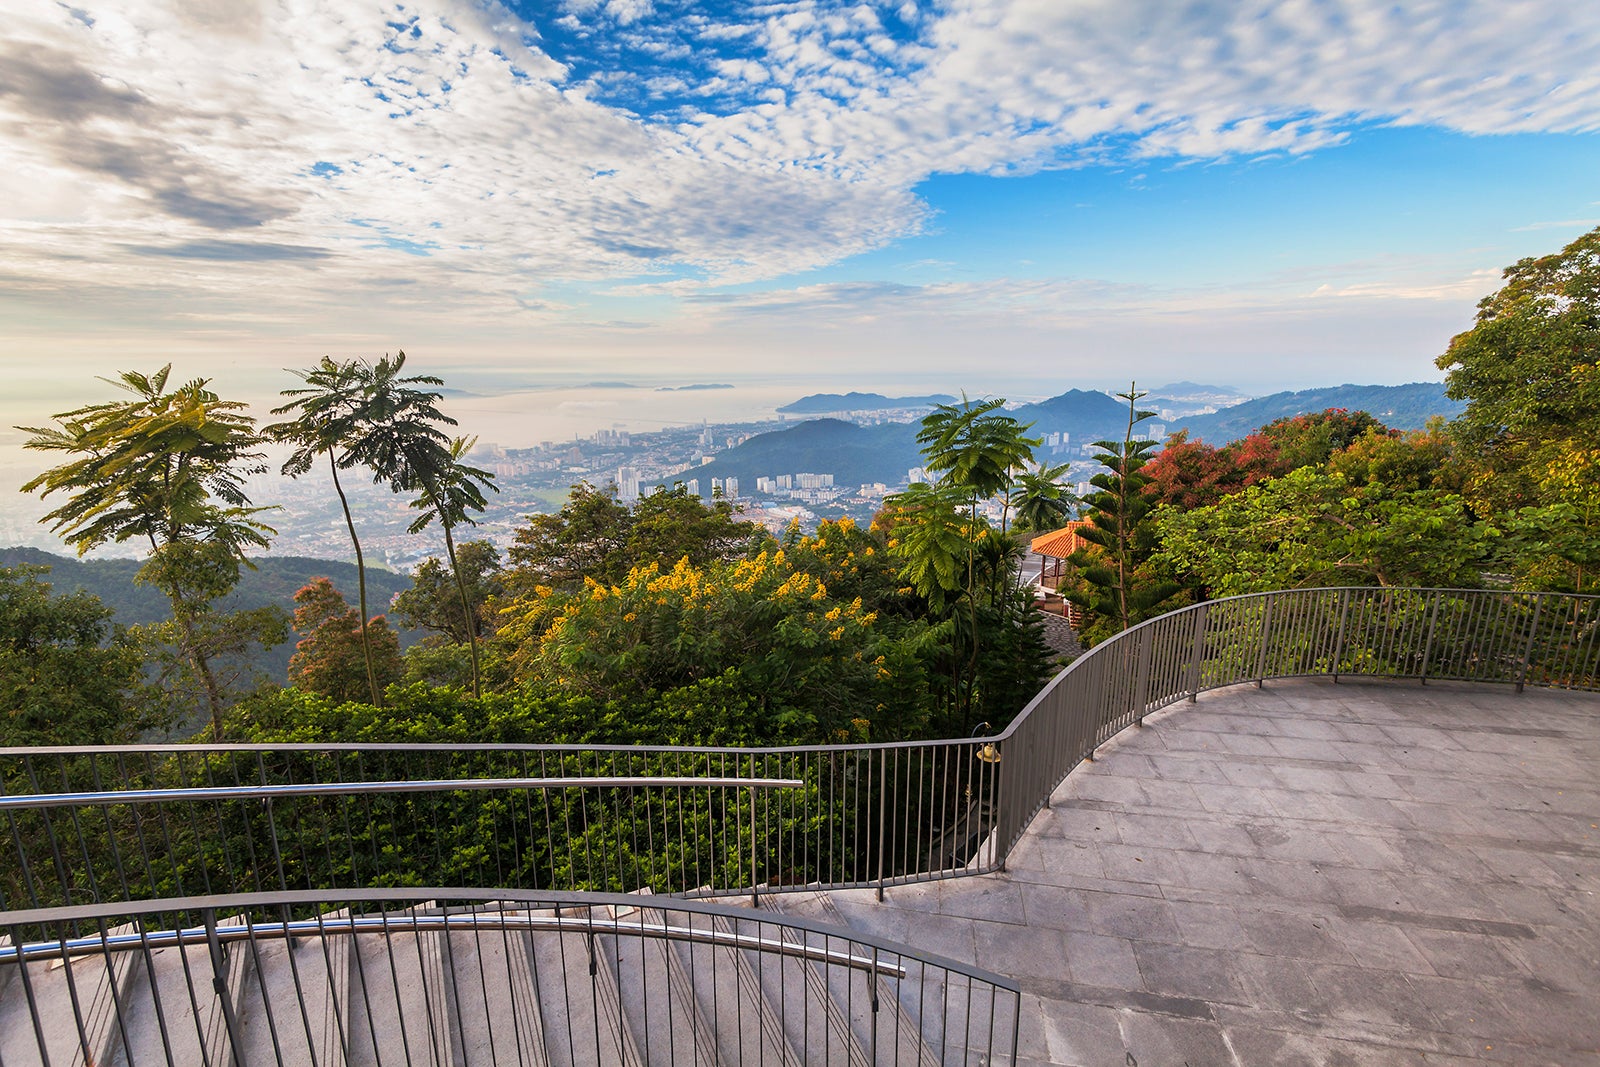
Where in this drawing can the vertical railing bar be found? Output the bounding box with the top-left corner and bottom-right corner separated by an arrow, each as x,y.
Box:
1419,593 -> 1441,684
202,908 -> 247,1067
1188,604 -> 1206,701
9,920 -> 56,1067
1518,593 -> 1545,693
1133,621 -> 1153,726
1331,588 -> 1350,682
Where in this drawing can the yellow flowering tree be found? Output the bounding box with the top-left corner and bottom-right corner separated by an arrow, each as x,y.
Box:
495,519 -> 931,743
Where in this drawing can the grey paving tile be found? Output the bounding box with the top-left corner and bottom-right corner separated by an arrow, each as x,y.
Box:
1164,899 -> 1248,950
1016,881 -> 1093,932
1078,889 -> 1181,941
1142,752 -> 1233,785
1114,1009 -> 1237,1066
1111,810 -> 1202,852
937,878 -> 1029,924
1033,997 -> 1130,1067
1171,847 -> 1257,894
1131,940 -> 1246,1003
1242,908 -> 1346,961
1304,962 -> 1441,1030
1402,928 -> 1533,981
1319,914 -> 1438,975
1096,842 -> 1187,887
806,679 -> 1600,1065
1229,951 -> 1322,1014
1061,931 -> 1142,989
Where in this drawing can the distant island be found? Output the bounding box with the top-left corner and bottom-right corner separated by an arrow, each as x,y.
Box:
656,383 -> 735,392
778,392 -> 958,414
1145,380 -> 1248,399
579,381 -> 642,389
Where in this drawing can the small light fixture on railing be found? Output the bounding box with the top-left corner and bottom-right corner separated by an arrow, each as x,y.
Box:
971,722 -> 1002,763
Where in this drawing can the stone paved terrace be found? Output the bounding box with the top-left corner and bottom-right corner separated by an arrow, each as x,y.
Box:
778,679 -> 1600,1066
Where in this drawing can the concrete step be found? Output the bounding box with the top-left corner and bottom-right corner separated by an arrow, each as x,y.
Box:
725,902 -> 869,1067
595,898 -> 720,1066
228,910 -> 353,1067
659,908 -> 793,1066
0,894 -> 952,1067
764,891 -> 939,1067
440,904 -> 551,1067
342,901 -> 456,1067
527,906 -> 633,1067
0,921 -> 145,1067
95,916 -> 236,1067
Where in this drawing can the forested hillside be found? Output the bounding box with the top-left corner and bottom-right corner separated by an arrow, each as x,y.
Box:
0,547 -> 418,687
1171,382 -> 1461,441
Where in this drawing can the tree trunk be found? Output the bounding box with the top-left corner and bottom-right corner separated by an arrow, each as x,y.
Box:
329,451 -> 381,705
441,517 -> 483,699
169,590 -> 225,741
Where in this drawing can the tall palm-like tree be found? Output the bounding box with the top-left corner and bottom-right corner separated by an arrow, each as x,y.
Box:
266,357 -> 386,705
347,353 -> 497,697
397,437 -> 498,698
896,396 -> 1041,730
1011,461 -> 1076,534
19,366 -> 274,738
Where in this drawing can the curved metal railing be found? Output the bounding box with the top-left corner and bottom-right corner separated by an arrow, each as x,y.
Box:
2,588 -> 1594,915
0,887 -> 1020,1065
2,586 -> 1594,1065
989,587 -> 1600,860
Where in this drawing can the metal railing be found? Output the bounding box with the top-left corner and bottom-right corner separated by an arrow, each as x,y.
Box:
0,742 -> 1001,912
3,588 -> 1595,916
2,586 -> 1594,1064
989,587 -> 1600,859
0,888 -> 1020,1066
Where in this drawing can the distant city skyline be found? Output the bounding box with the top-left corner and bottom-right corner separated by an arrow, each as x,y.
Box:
3,0 -> 1599,490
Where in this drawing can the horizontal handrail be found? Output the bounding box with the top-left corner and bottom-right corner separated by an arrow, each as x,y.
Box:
0,911 -> 906,979
3,587 -> 1594,906
0,776 -> 804,810
0,886 -> 1020,989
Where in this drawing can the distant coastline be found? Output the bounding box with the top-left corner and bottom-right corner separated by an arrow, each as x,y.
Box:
778,391 -> 957,414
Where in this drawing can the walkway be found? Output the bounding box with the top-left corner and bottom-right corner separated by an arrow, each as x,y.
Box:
779,679 -> 1600,1065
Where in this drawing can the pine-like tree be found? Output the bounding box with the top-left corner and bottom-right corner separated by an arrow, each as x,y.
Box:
1067,383 -> 1178,643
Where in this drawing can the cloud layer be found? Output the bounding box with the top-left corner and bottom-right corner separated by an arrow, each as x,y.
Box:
1,0 -> 1597,324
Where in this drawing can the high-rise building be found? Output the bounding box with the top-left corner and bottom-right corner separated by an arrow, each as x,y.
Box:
616,466 -> 640,502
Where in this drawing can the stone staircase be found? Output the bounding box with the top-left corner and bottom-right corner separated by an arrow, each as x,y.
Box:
0,895 -> 949,1066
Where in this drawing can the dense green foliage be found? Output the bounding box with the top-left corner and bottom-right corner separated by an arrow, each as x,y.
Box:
1066,386 -> 1179,643
0,565 -> 148,745
1153,468 -> 1498,597
18,366 -> 281,738
1439,225 -> 1600,591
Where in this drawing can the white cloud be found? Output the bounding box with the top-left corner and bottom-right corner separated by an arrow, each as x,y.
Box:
0,0 -> 1595,327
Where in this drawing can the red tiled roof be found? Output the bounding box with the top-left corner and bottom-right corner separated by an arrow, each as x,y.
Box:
1029,521 -> 1091,559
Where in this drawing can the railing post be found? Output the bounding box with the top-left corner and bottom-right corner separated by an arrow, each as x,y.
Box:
1133,624 -> 1153,726
876,749 -> 887,902
868,947 -> 880,1064
1187,604 -> 1206,702
749,785 -> 760,908
1419,594 -> 1441,685
1332,590 -> 1350,683
991,739 -> 1007,873
1517,593 -> 1545,693
1254,595 -> 1275,687
203,909 -> 246,1067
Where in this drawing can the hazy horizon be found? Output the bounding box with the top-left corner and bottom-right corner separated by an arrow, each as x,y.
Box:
4,0 -> 1598,539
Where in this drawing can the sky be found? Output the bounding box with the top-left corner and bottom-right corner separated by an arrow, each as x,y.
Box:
2,0 -> 1599,469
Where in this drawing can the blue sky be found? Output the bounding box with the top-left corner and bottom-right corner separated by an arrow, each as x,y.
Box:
1,0 -> 1598,456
